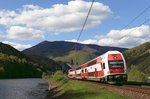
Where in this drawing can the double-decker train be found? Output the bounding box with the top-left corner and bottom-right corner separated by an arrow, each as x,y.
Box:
68,51 -> 127,84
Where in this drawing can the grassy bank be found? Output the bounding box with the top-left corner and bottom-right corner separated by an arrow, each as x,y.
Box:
45,71 -> 127,99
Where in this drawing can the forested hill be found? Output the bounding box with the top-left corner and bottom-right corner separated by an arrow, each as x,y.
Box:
0,42 -> 42,78
0,42 -> 28,59
123,42 -> 150,75
23,41 -> 127,65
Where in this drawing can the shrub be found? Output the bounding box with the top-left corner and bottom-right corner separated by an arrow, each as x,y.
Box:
53,71 -> 69,84
128,65 -> 146,82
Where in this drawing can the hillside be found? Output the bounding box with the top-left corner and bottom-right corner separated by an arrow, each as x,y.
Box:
0,42 -> 28,59
26,54 -> 62,72
23,41 -> 127,65
0,43 -> 42,78
123,42 -> 150,75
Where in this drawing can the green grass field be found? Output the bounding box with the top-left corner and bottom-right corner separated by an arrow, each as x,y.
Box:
56,80 -> 127,99
46,71 -> 127,99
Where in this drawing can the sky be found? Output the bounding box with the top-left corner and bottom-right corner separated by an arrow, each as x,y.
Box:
0,0 -> 150,50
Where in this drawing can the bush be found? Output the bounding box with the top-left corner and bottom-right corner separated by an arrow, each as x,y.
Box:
128,65 -> 146,82
42,72 -> 51,80
53,71 -> 69,84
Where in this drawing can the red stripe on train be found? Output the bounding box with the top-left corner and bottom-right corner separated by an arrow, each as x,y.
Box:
109,68 -> 124,73
80,70 -> 104,78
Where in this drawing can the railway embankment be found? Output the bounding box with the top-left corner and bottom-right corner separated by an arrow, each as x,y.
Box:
80,81 -> 150,99
44,71 -> 127,99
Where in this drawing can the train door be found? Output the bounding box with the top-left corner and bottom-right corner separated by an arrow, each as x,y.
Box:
84,68 -> 88,78
81,69 -> 84,78
102,62 -> 106,76
95,68 -> 98,79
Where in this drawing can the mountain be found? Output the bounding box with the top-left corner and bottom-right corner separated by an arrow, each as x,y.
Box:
123,42 -> 150,75
0,42 -> 42,78
23,41 -> 127,65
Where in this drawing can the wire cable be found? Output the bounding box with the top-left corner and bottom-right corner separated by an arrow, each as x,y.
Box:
123,5 -> 150,29
109,17 -> 150,48
109,5 -> 150,47
74,0 -> 95,66
76,0 -> 95,42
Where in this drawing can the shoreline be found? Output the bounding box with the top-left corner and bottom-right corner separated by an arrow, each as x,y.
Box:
45,81 -> 59,99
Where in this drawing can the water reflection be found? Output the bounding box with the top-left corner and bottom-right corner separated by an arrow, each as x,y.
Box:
0,79 -> 47,99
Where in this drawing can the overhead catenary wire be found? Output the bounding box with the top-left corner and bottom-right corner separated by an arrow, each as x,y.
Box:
110,5 -> 150,47
76,0 -> 95,42
74,0 -> 95,66
116,18 -> 150,48
72,2 -> 150,67
120,5 -> 150,36
127,18 -> 150,34
73,2 -> 150,66
74,3 -> 150,66
109,19 -> 150,48
123,5 -> 150,29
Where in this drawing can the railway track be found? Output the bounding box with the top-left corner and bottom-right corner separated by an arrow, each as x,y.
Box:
79,80 -> 150,99
121,85 -> 150,95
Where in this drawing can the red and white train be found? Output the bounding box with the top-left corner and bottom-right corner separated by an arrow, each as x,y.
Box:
68,51 -> 127,84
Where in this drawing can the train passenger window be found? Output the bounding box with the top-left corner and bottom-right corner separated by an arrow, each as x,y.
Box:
88,60 -> 96,66
103,63 -> 105,69
82,69 -> 84,73
85,69 -> 87,72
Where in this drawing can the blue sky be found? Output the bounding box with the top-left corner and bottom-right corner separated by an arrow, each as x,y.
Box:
0,0 -> 150,50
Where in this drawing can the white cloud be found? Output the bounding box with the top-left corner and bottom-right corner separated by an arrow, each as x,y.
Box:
66,39 -> 97,45
67,25 -> 150,48
0,0 -> 112,33
2,41 -> 32,51
80,39 -> 97,44
97,25 -> 150,47
7,26 -> 44,40
0,10 -> 17,17
65,39 -> 77,43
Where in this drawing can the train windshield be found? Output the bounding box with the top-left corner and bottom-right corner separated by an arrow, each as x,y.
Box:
108,60 -> 124,68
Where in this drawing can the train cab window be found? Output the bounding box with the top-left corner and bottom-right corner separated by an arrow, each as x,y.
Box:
103,63 -> 105,69
108,60 -> 124,68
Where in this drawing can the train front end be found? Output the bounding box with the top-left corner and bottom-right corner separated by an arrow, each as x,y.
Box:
106,51 -> 127,84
